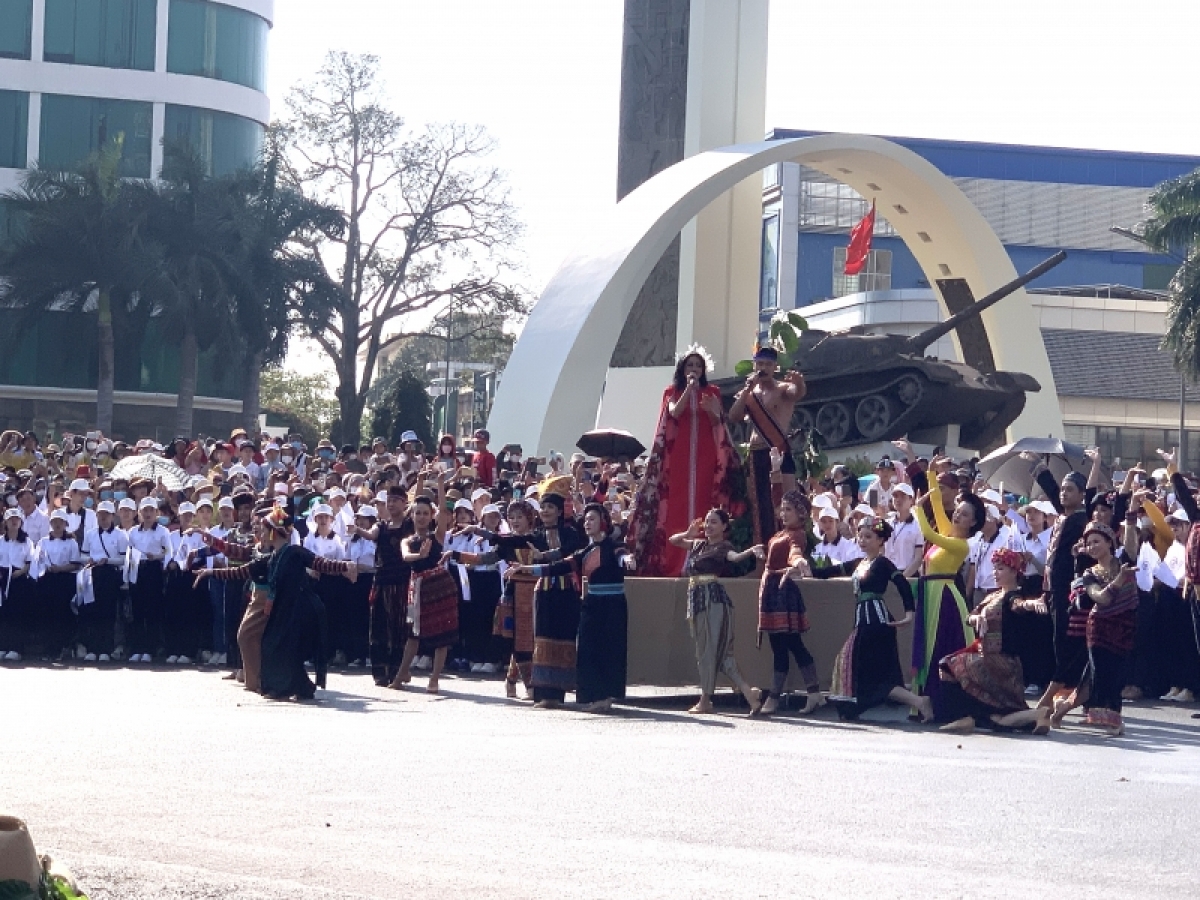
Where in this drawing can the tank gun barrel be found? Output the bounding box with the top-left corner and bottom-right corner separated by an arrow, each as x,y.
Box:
905,250 -> 1067,354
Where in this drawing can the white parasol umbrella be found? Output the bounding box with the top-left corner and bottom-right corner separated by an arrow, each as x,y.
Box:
975,437 -> 1105,498
108,455 -> 191,492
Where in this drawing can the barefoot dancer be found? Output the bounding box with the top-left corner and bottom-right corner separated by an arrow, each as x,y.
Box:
937,548 -> 1052,735
670,509 -> 764,715
392,495 -> 459,695
807,518 -> 932,723
757,490 -> 824,716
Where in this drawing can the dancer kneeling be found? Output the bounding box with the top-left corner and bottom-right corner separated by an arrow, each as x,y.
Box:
937,547 -> 1052,735
670,510 -> 764,715
807,518 -> 932,723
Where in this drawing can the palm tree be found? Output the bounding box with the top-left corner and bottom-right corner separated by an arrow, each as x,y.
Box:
215,153 -> 344,433
1139,171 -> 1200,375
0,137 -> 164,434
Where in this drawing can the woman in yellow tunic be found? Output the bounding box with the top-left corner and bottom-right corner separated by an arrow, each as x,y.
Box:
913,471 -> 986,720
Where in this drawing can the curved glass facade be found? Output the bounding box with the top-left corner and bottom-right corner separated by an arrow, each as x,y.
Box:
40,94 -> 153,177
0,0 -> 32,60
44,0 -> 157,71
164,104 -> 263,176
167,0 -> 268,92
0,90 -> 29,169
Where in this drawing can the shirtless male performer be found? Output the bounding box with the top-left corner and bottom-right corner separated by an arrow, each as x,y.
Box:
728,344 -> 806,544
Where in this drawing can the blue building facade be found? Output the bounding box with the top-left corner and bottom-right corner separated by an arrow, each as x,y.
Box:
761,130 -> 1200,316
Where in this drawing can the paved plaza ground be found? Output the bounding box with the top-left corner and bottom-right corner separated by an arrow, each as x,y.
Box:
3,664 -> 1199,899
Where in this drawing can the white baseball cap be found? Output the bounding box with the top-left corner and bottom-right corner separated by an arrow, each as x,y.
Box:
327,487 -> 347,499
852,503 -> 874,517
138,497 -> 158,511
118,498 -> 137,511
312,504 -> 334,518
218,497 -> 235,510
375,491 -> 388,503
69,478 -> 91,492
453,498 -> 474,512
97,500 -> 116,514
1168,508 -> 1190,524
817,507 -> 839,521
195,497 -> 213,510
4,508 -> 23,521
178,502 -> 196,515
1031,500 -> 1058,517
980,489 -> 1003,506
893,483 -> 915,498
481,503 -> 501,517
50,508 -> 70,522
471,487 -> 491,502
355,506 -> 378,519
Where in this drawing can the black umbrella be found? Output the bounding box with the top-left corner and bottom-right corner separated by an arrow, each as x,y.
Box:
576,429 -> 646,461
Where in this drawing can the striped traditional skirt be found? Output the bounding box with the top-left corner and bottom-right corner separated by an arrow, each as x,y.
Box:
531,578 -> 581,698
408,567 -> 460,650
494,574 -> 536,654
758,571 -> 809,634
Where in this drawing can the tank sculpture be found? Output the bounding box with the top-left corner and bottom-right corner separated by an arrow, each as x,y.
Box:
721,251 -> 1066,451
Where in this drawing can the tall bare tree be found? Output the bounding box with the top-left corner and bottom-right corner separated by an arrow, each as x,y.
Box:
274,51 -> 525,444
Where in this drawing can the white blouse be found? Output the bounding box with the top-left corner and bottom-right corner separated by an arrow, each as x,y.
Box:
128,524 -> 174,560
303,532 -> 345,560
38,536 -> 81,569
0,537 -> 34,571
347,537 -> 376,571
82,526 -> 130,565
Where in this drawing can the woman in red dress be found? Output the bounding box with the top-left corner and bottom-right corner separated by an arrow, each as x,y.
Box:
627,346 -> 743,577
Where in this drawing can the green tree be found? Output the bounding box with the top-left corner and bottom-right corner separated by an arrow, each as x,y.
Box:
0,137 -> 164,434
1138,173 -> 1199,374
273,51 -> 526,446
369,366 -> 433,448
260,367 -> 339,437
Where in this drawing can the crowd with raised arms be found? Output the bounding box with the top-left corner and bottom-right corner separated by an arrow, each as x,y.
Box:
0,346 -> 1198,729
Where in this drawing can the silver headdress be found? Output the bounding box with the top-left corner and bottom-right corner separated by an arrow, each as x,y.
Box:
675,343 -> 715,374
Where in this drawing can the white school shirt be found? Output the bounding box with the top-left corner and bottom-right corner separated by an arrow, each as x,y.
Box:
1020,528 -> 1050,578
0,536 -> 35,571
1135,541 -> 1161,592
1156,540 -> 1187,591
814,534 -> 864,566
303,532 -> 345,560
968,526 -> 1011,592
347,536 -> 376,572
885,514 -> 924,573
19,508 -> 49,545
38,535 -> 81,569
64,507 -> 97,539
128,524 -> 174,560
82,526 -> 130,566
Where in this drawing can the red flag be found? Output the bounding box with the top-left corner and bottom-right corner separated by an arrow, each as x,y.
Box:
843,199 -> 876,275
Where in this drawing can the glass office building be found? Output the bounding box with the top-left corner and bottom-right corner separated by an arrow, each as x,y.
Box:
0,0 -> 274,437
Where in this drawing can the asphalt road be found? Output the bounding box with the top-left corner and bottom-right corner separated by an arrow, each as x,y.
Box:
3,664 -> 1198,899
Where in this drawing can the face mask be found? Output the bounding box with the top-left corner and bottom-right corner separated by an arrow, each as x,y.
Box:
4,495 -> 15,507
282,455 -> 293,464
157,516 -> 170,527
319,449 -> 335,460
100,491 -> 114,501
113,491 -> 127,501
83,497 -> 94,509
291,441 -> 302,451
86,441 -> 97,452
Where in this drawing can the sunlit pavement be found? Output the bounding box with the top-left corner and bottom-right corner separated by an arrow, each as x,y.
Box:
3,663 -> 1198,899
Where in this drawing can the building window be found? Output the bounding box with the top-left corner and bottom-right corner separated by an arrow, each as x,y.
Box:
797,170 -> 896,236
760,212 -> 779,312
1143,263 -> 1177,292
44,0 -> 157,70
167,0 -> 268,92
0,0 -> 33,59
40,94 -> 153,177
0,90 -> 28,169
1095,425 -> 1200,474
832,247 -> 892,297
164,105 -> 264,177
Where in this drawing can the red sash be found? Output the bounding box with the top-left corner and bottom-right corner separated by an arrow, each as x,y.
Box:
747,391 -> 789,452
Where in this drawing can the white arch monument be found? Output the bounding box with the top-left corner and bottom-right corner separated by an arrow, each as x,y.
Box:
487,132 -> 1064,455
